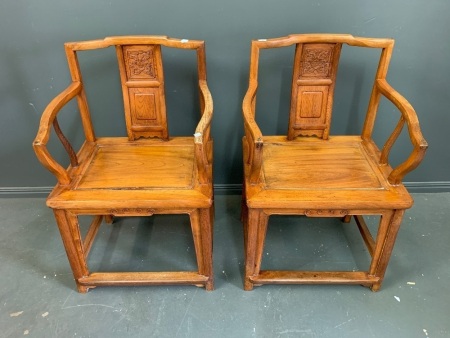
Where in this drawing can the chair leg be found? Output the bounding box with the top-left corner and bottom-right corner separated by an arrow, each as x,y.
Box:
190,208 -> 214,291
104,215 -> 114,224
242,205 -> 249,256
53,210 -> 90,293
341,215 -> 352,223
369,210 -> 405,291
244,209 -> 268,291
240,181 -> 247,222
202,206 -> 214,291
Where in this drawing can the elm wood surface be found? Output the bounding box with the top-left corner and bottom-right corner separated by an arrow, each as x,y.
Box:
33,36 -> 213,293
242,34 -> 427,291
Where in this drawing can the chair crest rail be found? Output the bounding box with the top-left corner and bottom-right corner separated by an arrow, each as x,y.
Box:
252,34 -> 394,50
65,36 -> 206,52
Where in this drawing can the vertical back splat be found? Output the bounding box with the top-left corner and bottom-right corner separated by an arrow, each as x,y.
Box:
117,45 -> 168,140
288,43 -> 342,140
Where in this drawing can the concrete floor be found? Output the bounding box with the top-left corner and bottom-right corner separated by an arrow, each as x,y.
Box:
0,193 -> 449,337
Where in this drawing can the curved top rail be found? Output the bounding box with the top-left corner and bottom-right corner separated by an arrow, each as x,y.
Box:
65,36 -> 204,51
252,34 -> 393,49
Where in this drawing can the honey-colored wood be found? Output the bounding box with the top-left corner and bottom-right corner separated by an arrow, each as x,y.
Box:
251,271 -> 380,286
78,271 -> 208,287
288,42 -> 342,139
116,44 -> 169,140
353,215 -> 376,257
242,34 -> 427,291
33,36 -> 213,292
76,142 -> 195,190
83,215 -> 103,258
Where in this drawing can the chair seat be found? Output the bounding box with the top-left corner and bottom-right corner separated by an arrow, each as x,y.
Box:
245,135 -> 413,210
47,137 -> 212,210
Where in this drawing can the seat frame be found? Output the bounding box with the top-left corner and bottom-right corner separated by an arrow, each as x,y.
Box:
242,34 -> 427,291
33,36 -> 214,293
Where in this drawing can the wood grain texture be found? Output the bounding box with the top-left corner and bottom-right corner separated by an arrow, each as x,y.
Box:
117,44 -> 169,140
77,144 -> 194,189
251,271 -> 380,285
262,137 -> 382,189
33,36 -> 214,293
78,272 -> 209,287
288,42 -> 342,139
242,34 -> 427,292
33,82 -> 82,185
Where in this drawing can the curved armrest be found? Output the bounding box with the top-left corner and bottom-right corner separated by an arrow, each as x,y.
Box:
242,81 -> 264,184
376,79 -> 428,185
195,80 -> 213,141
194,80 -> 213,184
33,82 -> 82,185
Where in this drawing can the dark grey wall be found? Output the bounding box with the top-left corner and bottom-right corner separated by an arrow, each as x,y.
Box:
1,0 -> 449,192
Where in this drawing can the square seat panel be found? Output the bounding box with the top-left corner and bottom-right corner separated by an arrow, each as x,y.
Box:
76,141 -> 194,190
47,137 -> 211,210
263,137 -> 382,190
245,136 -> 413,210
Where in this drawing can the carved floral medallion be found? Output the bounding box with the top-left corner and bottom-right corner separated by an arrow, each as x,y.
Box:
126,48 -> 156,79
300,45 -> 334,77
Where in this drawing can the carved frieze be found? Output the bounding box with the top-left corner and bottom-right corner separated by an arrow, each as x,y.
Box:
305,209 -> 348,217
109,208 -> 155,215
124,46 -> 157,80
300,45 -> 334,78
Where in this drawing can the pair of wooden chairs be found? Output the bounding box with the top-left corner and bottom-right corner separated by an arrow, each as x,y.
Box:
34,35 -> 427,293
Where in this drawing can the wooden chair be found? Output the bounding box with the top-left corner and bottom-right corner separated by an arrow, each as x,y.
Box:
242,34 -> 427,291
33,36 -> 214,293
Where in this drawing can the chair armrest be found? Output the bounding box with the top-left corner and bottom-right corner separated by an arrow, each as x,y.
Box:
33,82 -> 82,185
376,79 -> 428,185
194,80 -> 213,184
195,80 -> 213,141
242,81 -> 264,184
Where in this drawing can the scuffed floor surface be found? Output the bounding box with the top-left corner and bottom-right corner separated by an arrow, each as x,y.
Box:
0,193 -> 449,337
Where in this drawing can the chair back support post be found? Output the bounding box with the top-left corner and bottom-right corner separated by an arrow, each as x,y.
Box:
64,45 -> 97,143
196,42 -> 207,82
361,41 -> 394,141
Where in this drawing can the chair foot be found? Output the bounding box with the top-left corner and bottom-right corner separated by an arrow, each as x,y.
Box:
244,279 -> 254,291
205,279 -> 214,291
76,283 -> 92,293
370,283 -> 381,292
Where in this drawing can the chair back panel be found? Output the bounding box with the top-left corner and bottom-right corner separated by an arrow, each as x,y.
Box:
116,44 -> 168,140
288,43 -> 342,140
